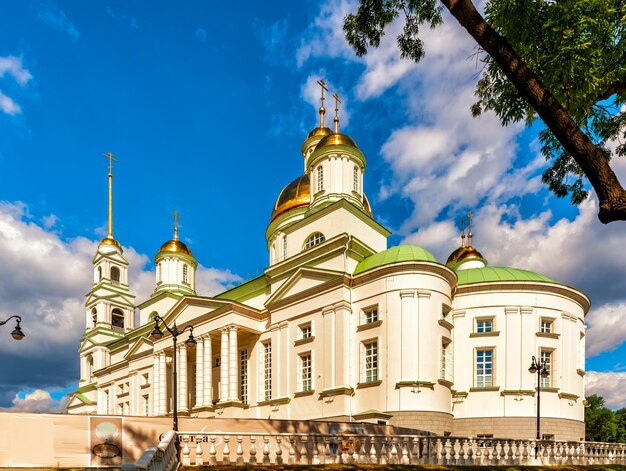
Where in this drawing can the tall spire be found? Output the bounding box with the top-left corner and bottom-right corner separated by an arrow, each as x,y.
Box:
316,79 -> 328,128
173,210 -> 179,241
332,93 -> 341,133
103,152 -> 117,240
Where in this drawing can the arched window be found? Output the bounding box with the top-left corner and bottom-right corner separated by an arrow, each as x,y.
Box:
112,308 -> 124,329
91,308 -> 97,326
86,354 -> 94,380
97,266 -> 102,281
303,232 -> 326,250
316,165 -> 324,193
353,165 -> 360,193
111,266 -> 120,283
282,234 -> 287,261
182,264 -> 189,283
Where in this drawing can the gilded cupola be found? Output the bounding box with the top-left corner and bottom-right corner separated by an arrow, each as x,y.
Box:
447,212 -> 486,270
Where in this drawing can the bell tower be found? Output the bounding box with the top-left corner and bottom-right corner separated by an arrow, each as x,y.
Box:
79,154 -> 136,391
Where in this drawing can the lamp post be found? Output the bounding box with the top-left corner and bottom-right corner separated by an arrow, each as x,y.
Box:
528,355 -> 549,456
0,315 -> 25,340
149,314 -> 196,459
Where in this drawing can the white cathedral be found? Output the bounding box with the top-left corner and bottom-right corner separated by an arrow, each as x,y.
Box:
67,91 -> 589,441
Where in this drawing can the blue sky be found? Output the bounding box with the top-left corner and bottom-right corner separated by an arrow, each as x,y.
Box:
0,1 -> 625,411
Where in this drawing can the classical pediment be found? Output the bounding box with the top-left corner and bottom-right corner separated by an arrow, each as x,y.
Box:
125,336 -> 154,360
266,266 -> 344,305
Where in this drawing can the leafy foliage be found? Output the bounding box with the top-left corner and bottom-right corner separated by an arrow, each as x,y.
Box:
344,0 -> 626,206
584,394 -> 625,443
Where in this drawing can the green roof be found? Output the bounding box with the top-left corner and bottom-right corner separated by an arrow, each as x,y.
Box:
215,275 -> 269,302
456,266 -> 557,285
354,245 -> 438,275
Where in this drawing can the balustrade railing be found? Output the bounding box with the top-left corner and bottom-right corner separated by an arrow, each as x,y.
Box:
175,432 -> 626,467
122,430 -> 178,471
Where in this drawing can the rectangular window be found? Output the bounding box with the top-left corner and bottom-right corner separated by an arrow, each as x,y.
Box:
240,349 -> 248,404
316,165 -> 324,193
104,390 -> 110,414
540,319 -> 553,333
299,323 -> 312,339
144,395 -> 150,416
477,434 -> 493,448
182,264 -> 189,283
475,349 -> 493,388
363,341 -> 378,382
540,350 -> 552,388
282,234 -> 287,261
476,318 -> 493,333
440,340 -> 453,382
353,166 -> 359,192
300,353 -> 312,392
263,342 -> 272,401
364,307 -> 379,324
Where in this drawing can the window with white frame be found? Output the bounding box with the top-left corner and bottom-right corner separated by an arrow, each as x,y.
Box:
104,390 -> 110,414
363,306 -> 379,324
240,349 -> 248,404
299,323 -> 312,340
577,332 -> 585,371
441,339 -> 453,382
282,234 -> 287,261
475,349 -> 493,388
143,373 -> 149,385
316,165 -> 324,193
263,342 -> 272,401
182,264 -> 189,284
540,318 -> 553,333
353,165 -> 359,192
303,232 -> 325,250
540,350 -> 552,388
362,340 -> 379,383
144,395 -> 150,416
299,353 -> 312,392
476,318 -> 493,333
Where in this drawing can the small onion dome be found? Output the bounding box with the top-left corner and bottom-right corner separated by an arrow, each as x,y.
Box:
307,126 -> 332,139
457,246 -> 483,262
156,239 -> 193,257
99,236 -> 122,251
446,245 -> 467,264
316,132 -> 359,150
271,174 -> 311,222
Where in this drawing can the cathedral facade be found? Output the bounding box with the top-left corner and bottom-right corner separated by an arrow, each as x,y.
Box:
67,96 -> 589,441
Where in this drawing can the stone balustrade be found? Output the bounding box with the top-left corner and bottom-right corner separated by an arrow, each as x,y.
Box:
122,430 -> 178,471
175,432 -> 626,467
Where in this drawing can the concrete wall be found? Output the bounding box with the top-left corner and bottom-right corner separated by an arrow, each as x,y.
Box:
453,416 -> 585,441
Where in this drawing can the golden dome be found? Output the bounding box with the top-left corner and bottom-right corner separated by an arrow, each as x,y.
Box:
307,126 -> 332,139
157,239 -> 193,257
271,174 -> 310,222
99,236 -> 122,251
447,245 -> 483,264
316,132 -> 359,150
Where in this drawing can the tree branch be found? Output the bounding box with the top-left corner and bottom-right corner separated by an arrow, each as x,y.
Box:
596,82 -> 626,103
439,0 -> 626,223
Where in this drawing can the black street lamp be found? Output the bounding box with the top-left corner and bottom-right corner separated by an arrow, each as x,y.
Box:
529,355 -> 549,456
0,315 -> 25,340
149,314 -> 196,458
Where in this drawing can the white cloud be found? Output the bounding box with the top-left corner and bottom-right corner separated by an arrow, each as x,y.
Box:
0,201 -> 241,407
38,3 -> 80,41
3,389 -> 68,413
586,303 -> 626,357
0,91 -> 21,115
586,371 -> 626,409
0,56 -> 32,85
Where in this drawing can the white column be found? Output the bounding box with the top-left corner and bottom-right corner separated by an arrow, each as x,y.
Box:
195,336 -> 204,408
203,335 -> 212,407
159,353 -> 167,415
229,325 -> 239,401
179,344 -> 188,411
153,353 -> 160,416
220,327 -> 229,402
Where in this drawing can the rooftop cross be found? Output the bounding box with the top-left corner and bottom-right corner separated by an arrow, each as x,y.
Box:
173,210 -> 179,240
316,79 -> 328,128
332,93 -> 341,133
102,152 -> 118,239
